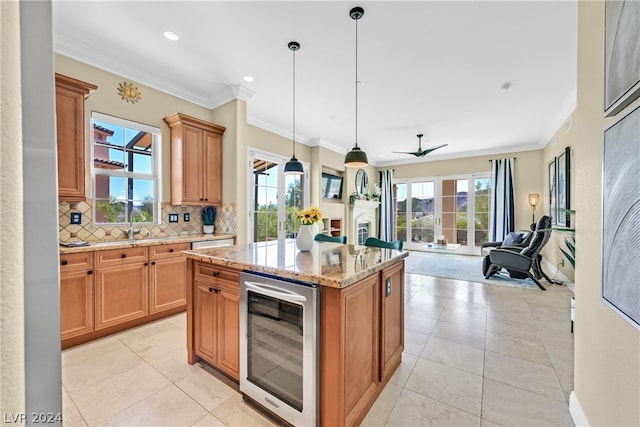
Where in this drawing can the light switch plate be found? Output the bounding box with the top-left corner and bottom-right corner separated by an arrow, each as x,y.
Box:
70,212 -> 82,225
168,213 -> 179,223
183,213 -> 190,222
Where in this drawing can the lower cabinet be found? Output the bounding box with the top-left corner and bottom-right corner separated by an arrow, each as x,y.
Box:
191,262 -> 240,380
321,260 -> 405,427
60,252 -> 94,340
149,243 -> 189,313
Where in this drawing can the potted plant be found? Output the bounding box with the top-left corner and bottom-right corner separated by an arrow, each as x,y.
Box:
201,206 -> 217,234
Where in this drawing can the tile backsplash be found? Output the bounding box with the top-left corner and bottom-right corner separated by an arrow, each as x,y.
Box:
59,201 -> 236,243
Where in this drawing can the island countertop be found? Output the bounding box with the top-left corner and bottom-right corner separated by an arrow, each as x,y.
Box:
183,239 -> 408,288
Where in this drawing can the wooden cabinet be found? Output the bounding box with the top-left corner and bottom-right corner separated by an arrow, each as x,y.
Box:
190,261 -> 240,380
322,218 -> 343,237
321,260 -> 405,427
163,113 -> 226,206
60,252 -> 94,340
54,73 -> 97,201
149,243 -> 189,313
95,247 -> 149,330
379,261 -> 404,382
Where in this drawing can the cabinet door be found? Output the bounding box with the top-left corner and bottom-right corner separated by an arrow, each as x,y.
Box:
55,85 -> 86,201
95,262 -> 148,330
60,269 -> 94,339
203,130 -> 222,205
216,287 -> 239,380
380,261 -> 404,382
194,280 -> 217,365
150,256 -> 187,314
181,125 -> 205,204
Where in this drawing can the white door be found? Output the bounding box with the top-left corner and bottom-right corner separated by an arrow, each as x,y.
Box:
248,150 -> 309,242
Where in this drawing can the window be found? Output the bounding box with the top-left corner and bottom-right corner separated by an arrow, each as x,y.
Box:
91,112 -> 160,225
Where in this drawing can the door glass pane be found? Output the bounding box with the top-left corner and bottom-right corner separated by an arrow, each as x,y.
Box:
395,184 -> 407,242
252,158 -> 279,242
474,178 -> 491,246
285,174 -> 304,238
411,181 -> 435,244
442,179 -> 468,246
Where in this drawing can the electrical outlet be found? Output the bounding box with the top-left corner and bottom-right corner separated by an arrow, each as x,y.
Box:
183,213 -> 190,222
168,213 -> 179,223
70,212 -> 82,225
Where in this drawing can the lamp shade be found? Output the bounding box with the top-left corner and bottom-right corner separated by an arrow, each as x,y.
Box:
345,145 -> 368,168
528,193 -> 540,208
284,156 -> 304,174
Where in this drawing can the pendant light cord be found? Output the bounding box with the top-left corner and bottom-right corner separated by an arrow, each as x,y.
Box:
292,47 -> 296,157
355,15 -> 359,149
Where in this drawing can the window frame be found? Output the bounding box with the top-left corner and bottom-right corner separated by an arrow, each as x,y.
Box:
90,111 -> 161,225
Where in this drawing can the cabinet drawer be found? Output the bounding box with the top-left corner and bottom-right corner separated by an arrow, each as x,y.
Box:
96,247 -> 148,266
60,252 -> 93,271
149,243 -> 190,260
194,262 -> 239,287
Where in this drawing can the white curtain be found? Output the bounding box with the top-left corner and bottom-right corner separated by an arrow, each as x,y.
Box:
490,158 -> 516,241
378,170 -> 394,241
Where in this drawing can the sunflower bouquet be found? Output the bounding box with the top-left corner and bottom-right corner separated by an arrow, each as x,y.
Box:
296,205 -> 322,225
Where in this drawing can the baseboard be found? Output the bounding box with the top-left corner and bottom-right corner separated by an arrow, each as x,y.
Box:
542,257 -> 572,286
569,391 -> 590,426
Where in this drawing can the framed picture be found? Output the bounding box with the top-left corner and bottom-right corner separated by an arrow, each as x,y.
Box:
602,104 -> 640,330
556,147 -> 571,227
604,0 -> 640,117
548,158 -> 557,225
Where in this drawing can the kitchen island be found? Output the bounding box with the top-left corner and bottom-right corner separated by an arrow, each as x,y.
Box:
183,239 -> 408,427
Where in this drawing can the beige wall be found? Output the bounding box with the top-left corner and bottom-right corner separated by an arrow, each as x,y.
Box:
573,2 -> 640,425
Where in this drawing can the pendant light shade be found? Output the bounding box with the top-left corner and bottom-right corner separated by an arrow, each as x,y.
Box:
284,41 -> 304,175
345,6 -> 368,168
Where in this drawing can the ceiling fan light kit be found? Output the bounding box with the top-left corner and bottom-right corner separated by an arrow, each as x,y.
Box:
345,6 -> 369,168
393,133 -> 448,158
284,40 -> 304,175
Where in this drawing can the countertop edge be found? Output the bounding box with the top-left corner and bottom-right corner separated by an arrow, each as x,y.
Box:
60,234 -> 235,254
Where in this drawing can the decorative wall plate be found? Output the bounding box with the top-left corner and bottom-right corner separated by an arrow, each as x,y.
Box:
117,81 -> 142,103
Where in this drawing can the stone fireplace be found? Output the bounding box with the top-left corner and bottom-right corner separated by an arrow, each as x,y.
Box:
351,200 -> 379,245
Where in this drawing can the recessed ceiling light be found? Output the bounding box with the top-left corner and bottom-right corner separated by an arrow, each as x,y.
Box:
243,76 -> 254,82
499,82 -> 512,91
329,115 -> 336,119
163,30 -> 179,41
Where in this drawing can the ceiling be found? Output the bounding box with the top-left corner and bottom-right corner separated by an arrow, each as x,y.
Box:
52,1 -> 577,167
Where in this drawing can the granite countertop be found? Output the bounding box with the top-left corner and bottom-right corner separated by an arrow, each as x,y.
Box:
59,234 -> 235,254
184,239 -> 408,289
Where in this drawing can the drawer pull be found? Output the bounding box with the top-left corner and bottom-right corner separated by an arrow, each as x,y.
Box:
169,248 -> 174,253
121,254 -> 127,259
208,287 -> 220,294
151,261 -> 156,265
87,270 -> 93,275
209,287 -> 214,293
61,260 -> 68,266
213,271 -> 220,277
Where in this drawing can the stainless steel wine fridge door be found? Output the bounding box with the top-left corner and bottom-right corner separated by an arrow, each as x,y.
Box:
239,271 -> 319,427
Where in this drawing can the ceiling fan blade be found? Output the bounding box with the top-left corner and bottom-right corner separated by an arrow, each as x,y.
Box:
422,144 -> 448,154
391,151 -> 422,155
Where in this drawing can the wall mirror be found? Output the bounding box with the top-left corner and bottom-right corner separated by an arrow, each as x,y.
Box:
355,169 -> 368,195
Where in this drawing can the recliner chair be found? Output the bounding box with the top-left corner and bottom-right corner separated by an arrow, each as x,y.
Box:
479,224 -> 535,256
482,215 -> 553,290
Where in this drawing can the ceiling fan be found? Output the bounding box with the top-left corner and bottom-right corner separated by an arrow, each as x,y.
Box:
393,134 -> 448,157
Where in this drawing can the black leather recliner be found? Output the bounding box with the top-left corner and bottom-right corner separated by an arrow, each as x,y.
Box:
479,224 -> 535,256
482,215 -> 553,290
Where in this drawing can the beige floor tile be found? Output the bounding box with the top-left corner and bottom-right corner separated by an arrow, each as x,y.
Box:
485,316 -> 539,340
191,413 -> 225,426
62,385 -> 87,427
70,363 -> 172,425
62,336 -> 124,367
481,378 -> 574,426
546,344 -> 575,372
484,351 -> 565,401
555,368 -> 574,402
445,298 -> 488,314
432,320 -> 486,349
485,332 -> 551,366
409,290 -> 450,308
405,300 -> 445,321
176,369 -> 237,411
360,382 -> 403,426
537,325 -> 575,350
165,312 -> 188,330
99,384 -> 208,426
389,352 -> 418,387
405,314 -> 438,335
421,336 -> 484,375
386,388 -> 481,427
480,418 -> 504,427
404,330 -> 429,356
147,348 -> 202,383
405,358 -> 483,416
211,394 -> 276,427
116,319 -> 181,346
124,327 -> 188,361
438,308 -> 487,330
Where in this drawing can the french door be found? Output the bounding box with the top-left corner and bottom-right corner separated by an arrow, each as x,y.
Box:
395,175 -> 490,255
248,150 -> 309,242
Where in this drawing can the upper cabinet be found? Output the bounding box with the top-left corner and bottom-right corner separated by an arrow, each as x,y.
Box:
164,113 -> 226,206
55,73 -> 97,201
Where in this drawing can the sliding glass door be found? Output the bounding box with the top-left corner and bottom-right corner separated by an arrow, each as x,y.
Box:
395,174 -> 490,255
249,150 -> 309,242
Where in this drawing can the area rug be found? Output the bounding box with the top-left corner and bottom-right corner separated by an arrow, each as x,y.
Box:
404,250 -> 538,288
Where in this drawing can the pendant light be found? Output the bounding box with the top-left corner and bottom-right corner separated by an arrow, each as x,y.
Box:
344,6 -> 368,168
284,41 -> 304,175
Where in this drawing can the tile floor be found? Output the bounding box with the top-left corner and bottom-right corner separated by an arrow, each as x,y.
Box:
62,272 -> 575,426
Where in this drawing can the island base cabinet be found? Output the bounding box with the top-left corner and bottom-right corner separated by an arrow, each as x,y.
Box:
190,262 -> 240,381
380,261 -> 405,382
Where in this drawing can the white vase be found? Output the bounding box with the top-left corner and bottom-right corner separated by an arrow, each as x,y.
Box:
296,224 -> 314,252
203,224 -> 214,234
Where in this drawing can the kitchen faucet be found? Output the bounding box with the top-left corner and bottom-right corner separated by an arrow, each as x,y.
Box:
126,216 -> 140,239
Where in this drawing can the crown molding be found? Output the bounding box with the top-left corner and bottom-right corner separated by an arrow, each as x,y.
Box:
208,84 -> 255,108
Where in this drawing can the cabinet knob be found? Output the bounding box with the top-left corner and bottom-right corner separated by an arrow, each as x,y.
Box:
87,270 -> 93,275
200,198 -> 204,201
208,287 -> 215,293
204,198 -> 208,201
169,248 -> 174,253
212,271 -> 219,277
121,254 -> 127,258
151,261 -> 156,265
144,262 -> 148,266
61,260 -> 68,266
